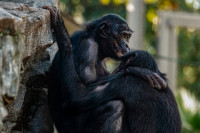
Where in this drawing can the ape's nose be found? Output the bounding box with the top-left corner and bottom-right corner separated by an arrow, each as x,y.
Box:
124,42 -> 130,52
120,41 -> 130,54
126,44 -> 130,51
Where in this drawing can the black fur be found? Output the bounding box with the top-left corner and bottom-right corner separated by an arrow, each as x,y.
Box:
44,6 -> 132,133
43,6 -> 169,133
66,50 -> 182,133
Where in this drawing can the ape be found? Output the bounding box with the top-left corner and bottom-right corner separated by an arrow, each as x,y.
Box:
66,50 -> 182,133
43,6 -> 167,133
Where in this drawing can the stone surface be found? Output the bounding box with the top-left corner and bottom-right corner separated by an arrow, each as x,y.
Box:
0,0 -> 58,132
3,0 -> 58,8
0,34 -> 24,96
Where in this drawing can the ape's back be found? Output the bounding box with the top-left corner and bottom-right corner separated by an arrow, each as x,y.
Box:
116,76 -> 182,133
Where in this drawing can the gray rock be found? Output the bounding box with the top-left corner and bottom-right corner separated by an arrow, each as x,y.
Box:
3,0 -> 58,8
0,0 -> 58,132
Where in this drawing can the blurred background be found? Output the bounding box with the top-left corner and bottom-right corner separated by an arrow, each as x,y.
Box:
59,0 -> 200,132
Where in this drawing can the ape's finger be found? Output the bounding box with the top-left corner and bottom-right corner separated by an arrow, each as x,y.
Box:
42,6 -> 53,12
42,6 -> 56,17
147,76 -> 154,88
152,75 -> 161,90
52,6 -> 58,12
154,73 -> 167,89
42,6 -> 48,9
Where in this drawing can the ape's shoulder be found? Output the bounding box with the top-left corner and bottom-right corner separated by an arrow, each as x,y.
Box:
70,31 -> 83,46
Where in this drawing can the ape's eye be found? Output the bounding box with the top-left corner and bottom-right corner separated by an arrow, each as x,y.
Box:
123,33 -> 131,40
127,34 -> 131,39
121,33 -> 127,39
121,34 -> 125,38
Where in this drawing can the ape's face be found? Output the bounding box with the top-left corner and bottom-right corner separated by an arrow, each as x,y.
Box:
97,19 -> 133,60
109,23 -> 132,59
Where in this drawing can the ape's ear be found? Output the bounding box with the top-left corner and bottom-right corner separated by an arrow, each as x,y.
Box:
98,22 -> 110,38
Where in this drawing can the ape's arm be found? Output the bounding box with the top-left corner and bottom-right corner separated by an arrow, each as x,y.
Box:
43,6 -> 87,97
124,67 -> 167,89
43,6 -> 106,85
42,6 -> 70,51
65,81 -> 122,113
90,67 -> 167,89
43,6 -> 110,106
76,39 -> 98,84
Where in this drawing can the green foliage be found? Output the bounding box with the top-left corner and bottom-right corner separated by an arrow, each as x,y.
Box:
60,0 -> 126,21
178,28 -> 200,100
144,0 -> 200,101
176,93 -> 200,133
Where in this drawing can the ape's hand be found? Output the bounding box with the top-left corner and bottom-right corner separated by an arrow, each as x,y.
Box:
42,6 -> 70,51
125,67 -> 167,90
42,6 -> 64,31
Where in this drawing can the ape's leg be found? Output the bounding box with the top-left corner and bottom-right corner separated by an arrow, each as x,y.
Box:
84,100 -> 123,133
99,101 -> 123,133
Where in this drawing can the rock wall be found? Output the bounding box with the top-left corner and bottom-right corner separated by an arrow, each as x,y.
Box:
0,0 -> 58,132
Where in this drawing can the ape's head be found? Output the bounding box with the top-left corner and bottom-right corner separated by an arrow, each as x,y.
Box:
114,50 -> 166,79
121,50 -> 158,71
87,14 -> 133,60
